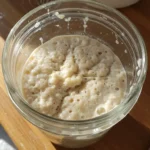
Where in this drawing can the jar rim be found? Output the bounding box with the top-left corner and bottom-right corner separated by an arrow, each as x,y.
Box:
2,0 -> 147,127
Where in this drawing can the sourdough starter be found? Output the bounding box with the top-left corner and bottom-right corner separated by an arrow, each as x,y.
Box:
22,35 -> 127,120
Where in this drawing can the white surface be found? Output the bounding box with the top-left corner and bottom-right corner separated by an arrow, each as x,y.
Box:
0,139 -> 16,150
95,0 -> 140,8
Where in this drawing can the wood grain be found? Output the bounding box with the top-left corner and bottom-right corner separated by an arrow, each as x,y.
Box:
56,116 -> 150,150
0,0 -> 150,149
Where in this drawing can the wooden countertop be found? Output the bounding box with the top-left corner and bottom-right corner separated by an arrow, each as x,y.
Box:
0,0 -> 150,149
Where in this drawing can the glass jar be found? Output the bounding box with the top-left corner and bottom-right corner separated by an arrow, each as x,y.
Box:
2,0 -> 147,148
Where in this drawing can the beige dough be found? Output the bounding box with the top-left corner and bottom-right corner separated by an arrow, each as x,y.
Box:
22,35 -> 127,120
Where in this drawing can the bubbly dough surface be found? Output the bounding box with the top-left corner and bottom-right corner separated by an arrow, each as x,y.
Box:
22,35 -> 127,120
